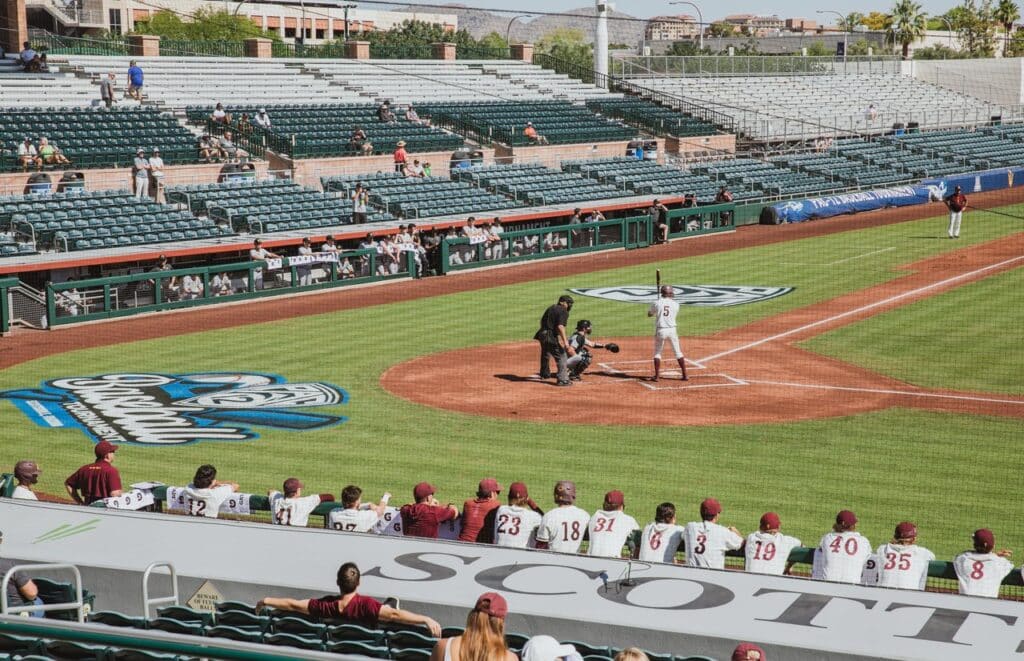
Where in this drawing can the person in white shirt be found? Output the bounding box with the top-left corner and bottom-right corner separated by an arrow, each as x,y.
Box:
744,512 -> 801,576
181,274 -> 203,300
638,502 -> 685,563
321,235 -> 339,255
183,464 -> 239,519
536,481 -> 591,554
211,103 -> 227,123
11,460 -> 41,501
647,285 -> 688,382
254,108 -> 271,129
269,477 -> 328,527
296,236 -> 314,286
405,105 -> 422,125
493,481 -> 544,549
350,183 -> 369,224
17,138 -> 39,171
953,528 -> 1014,598
405,159 -> 425,177
812,509 -> 872,584
249,238 -> 279,290
212,272 -> 232,296
683,498 -> 743,569
147,147 -> 165,202
587,490 -> 639,558
329,485 -> 390,533
865,521 -> 935,590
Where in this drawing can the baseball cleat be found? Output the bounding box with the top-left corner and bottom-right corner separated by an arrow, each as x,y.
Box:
556,380 -> 572,387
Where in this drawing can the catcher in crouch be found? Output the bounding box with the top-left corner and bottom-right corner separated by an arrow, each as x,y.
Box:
566,319 -> 619,381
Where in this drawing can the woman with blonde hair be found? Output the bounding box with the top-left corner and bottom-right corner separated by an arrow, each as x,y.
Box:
430,592 -> 517,661
614,649 -> 650,661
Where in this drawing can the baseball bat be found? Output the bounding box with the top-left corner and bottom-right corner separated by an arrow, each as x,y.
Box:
656,269 -> 661,287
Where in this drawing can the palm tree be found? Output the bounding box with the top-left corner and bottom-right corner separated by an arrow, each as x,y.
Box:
885,0 -> 928,59
994,0 -> 1020,56
840,12 -> 865,32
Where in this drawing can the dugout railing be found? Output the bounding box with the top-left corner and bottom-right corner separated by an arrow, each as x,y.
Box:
61,482 -> 1024,601
0,276 -> 18,335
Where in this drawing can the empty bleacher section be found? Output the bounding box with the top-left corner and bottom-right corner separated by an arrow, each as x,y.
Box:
0,63 -> 109,108
632,73 -> 1003,140
1,107 -> 199,171
453,164 -> 624,205
585,98 -> 718,138
418,101 -> 635,146
185,104 -> 463,158
564,158 -> 753,202
2,190 -> 230,252
322,172 -> 523,219
694,158 -> 834,198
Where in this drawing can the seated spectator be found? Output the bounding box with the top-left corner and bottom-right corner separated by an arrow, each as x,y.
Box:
148,147 -> 165,202
211,272 -> 233,296
0,531 -> 43,618
536,481 -> 590,553
377,100 -> 396,124
198,134 -> 216,163
237,113 -> 253,135
649,199 -> 669,244
430,592 -> 516,661
524,122 -> 549,145
400,482 -> 458,539
865,521 -> 934,590
269,477 -> 332,527
521,635 -> 583,661
348,127 -> 373,155
493,481 -> 543,549
715,186 -> 734,204
744,512 -> 801,576
811,510 -> 872,584
953,528 -> 1014,598
406,159 -> 425,177
19,41 -> 36,69
615,650 -> 649,661
683,498 -> 743,569
423,161 -> 432,177
258,562 -> 441,634
587,490 -> 639,558
405,104 -> 422,125
180,273 -> 203,300
182,464 -> 239,518
64,441 -> 122,505
17,137 -> 39,171
211,103 -> 227,124
459,478 -> 503,544
732,643 -> 766,661
638,502 -> 685,564
254,107 -> 272,129
12,460 -> 41,500
329,485 -> 389,533
38,54 -> 49,73
219,131 -> 248,162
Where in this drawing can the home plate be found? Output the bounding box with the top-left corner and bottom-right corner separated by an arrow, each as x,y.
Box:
639,373 -> 748,391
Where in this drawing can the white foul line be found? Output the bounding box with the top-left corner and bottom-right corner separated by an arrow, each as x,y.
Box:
780,246 -> 897,267
742,379 -> 1024,405
699,254 -> 1024,364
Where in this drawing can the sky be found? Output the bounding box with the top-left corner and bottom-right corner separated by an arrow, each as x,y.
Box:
402,0 -> 962,21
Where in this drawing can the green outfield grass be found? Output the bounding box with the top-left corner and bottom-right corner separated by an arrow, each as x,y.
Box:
2,209 -> 1023,563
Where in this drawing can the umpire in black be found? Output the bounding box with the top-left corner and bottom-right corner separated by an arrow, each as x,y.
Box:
535,294 -> 576,386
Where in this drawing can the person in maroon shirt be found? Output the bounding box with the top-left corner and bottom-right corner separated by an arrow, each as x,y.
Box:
458,478 -> 502,544
64,441 -> 122,505
401,482 -> 458,538
257,562 -> 440,635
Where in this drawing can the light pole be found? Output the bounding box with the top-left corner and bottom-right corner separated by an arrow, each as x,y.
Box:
506,14 -> 532,46
669,1 -> 703,52
342,3 -> 357,42
816,10 -> 846,62
940,17 -> 954,49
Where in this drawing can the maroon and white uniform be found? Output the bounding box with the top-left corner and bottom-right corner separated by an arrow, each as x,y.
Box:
812,531 -> 872,584
868,543 -> 935,590
537,505 -> 591,554
638,522 -> 685,564
587,510 -> 639,558
683,521 -> 743,569
494,505 -> 542,549
744,531 -> 802,575
953,552 -> 1014,597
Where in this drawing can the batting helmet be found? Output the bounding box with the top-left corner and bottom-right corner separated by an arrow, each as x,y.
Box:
554,480 -> 577,505
576,319 -> 592,332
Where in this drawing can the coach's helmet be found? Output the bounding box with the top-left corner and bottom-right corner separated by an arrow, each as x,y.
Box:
576,319 -> 592,333
554,480 -> 577,505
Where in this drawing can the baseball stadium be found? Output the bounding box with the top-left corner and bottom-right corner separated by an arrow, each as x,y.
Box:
0,0 -> 1023,658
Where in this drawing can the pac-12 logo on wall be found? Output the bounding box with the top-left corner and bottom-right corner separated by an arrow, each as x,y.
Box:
0,372 -> 347,446
569,285 -> 794,307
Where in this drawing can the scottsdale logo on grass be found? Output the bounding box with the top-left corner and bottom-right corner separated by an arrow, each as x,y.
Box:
0,372 -> 347,446
569,285 -> 794,307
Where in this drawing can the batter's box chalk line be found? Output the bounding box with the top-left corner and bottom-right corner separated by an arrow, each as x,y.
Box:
598,358 -> 707,374
639,374 -> 748,391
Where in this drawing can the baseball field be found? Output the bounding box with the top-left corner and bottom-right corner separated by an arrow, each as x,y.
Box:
2,200 -> 1023,565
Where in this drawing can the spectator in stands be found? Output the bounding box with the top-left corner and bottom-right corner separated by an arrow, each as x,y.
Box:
377,100 -> 397,124
865,521 -> 934,591
198,134 -> 216,163
649,199 -> 669,244
64,441 -> 122,505
100,72 -> 116,109
393,140 -> 409,173
683,498 -> 743,569
133,149 -> 150,200
400,482 -> 458,539
521,635 -> 583,661
865,103 -> 877,121
219,131 -> 247,162
715,186 -> 734,204
732,643 -> 766,661
587,490 -> 639,559
249,239 -> 279,290
493,482 -> 543,549
254,108 -> 272,129
269,477 -> 332,527
351,183 -> 369,224
423,161 -> 433,177
37,54 -> 50,73
349,127 -> 373,155
744,512 -> 800,576
406,159 -> 425,178
181,273 -> 203,300
638,502 -> 684,564
328,485 -> 389,533
237,113 -> 253,135
259,562 -> 441,634
147,147 -> 165,202
17,137 -> 39,172
36,137 -> 69,168
811,510 -> 872,584
614,650 -> 650,661
0,531 -> 43,617
183,464 -> 239,519
524,121 -> 549,145
431,592 -> 516,661
127,60 -> 144,101
12,460 -> 41,500
682,193 -> 697,208
19,42 -> 36,69
458,478 -> 503,544
212,272 -> 233,296
953,528 -> 1014,598
405,104 -> 422,125
536,481 -> 590,554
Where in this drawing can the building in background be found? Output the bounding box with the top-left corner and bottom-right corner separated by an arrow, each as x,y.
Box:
722,14 -> 784,37
644,15 -> 699,42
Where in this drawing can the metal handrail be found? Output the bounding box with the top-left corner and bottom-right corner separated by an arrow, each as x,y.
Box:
141,561 -> 179,618
1,563 -> 84,622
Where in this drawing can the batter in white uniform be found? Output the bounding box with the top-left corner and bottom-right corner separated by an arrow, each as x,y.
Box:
647,285 -> 687,381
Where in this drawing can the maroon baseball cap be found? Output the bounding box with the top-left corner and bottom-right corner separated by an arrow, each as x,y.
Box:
700,498 -> 722,518
478,478 -> 502,494
283,478 -> 303,495
473,592 -> 508,619
604,490 -> 625,507
895,521 -> 917,539
508,482 -> 529,499
413,482 -> 435,500
760,512 -> 781,530
95,441 -> 119,458
836,510 -> 858,529
732,642 -> 766,661
973,528 -> 995,553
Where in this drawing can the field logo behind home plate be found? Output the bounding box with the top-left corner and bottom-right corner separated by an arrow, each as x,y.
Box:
569,285 -> 794,307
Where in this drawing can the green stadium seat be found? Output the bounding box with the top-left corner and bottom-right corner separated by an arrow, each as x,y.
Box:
206,625 -> 264,644
147,617 -> 205,637
90,611 -> 147,629
263,632 -> 326,651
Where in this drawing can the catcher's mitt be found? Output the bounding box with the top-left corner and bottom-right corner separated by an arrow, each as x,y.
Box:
605,343 -> 620,353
